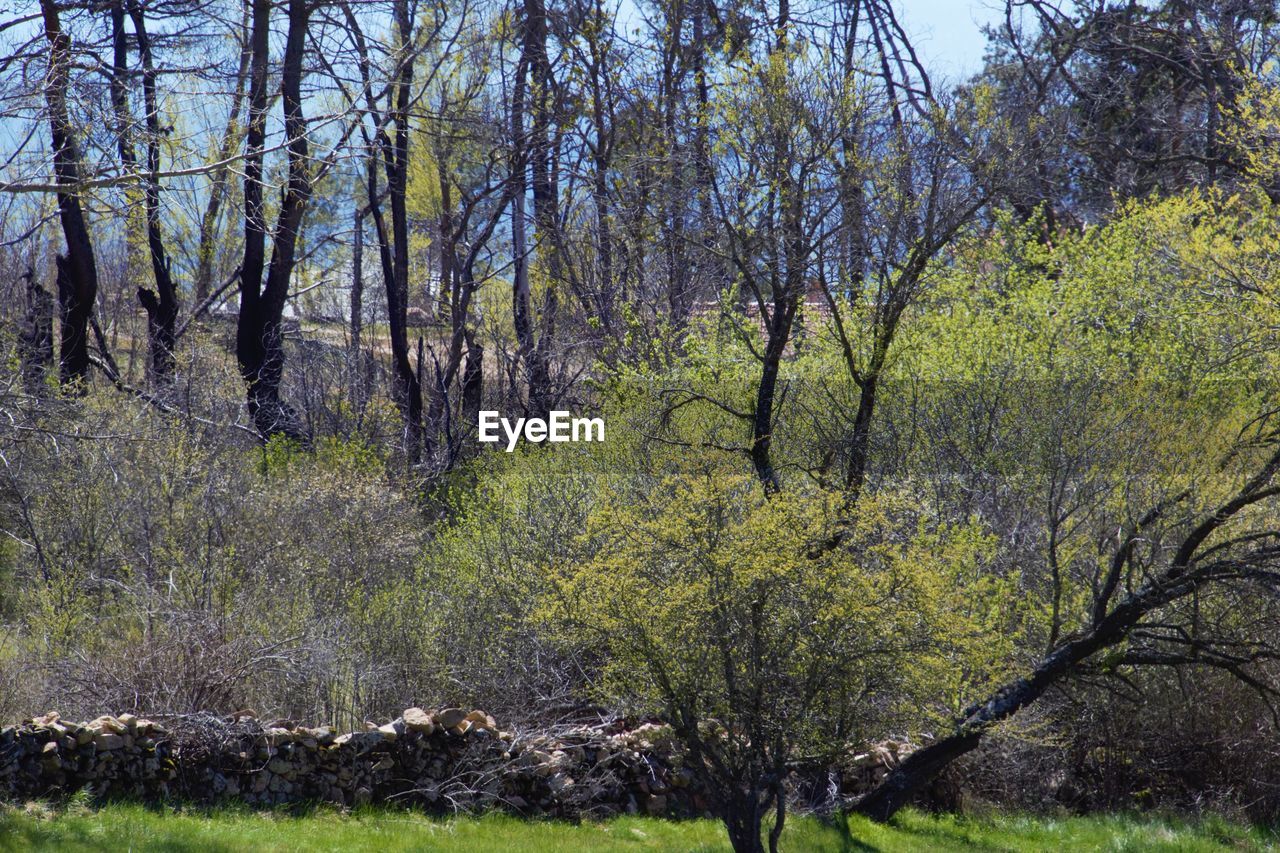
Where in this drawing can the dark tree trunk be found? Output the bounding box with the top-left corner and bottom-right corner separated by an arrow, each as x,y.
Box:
851,617 -> 1131,821
461,334 -> 484,421
852,447 -> 1280,822
19,270 -> 54,393
844,371 -> 877,494
750,332 -> 787,492
720,791 -> 768,853
350,203 -> 368,413
509,0 -> 558,417
126,0 -> 179,385
510,10 -> 554,418
236,0 -> 310,442
40,0 -> 98,387
750,172 -> 803,493
380,0 -> 423,460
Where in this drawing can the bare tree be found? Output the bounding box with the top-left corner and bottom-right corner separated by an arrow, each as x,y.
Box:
39,0 -> 99,386
236,0 -> 312,441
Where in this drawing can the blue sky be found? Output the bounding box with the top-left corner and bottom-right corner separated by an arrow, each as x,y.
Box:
893,0 -> 1004,81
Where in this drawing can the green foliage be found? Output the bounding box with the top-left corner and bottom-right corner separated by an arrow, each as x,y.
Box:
906,191 -> 1280,384
542,472 -> 1017,744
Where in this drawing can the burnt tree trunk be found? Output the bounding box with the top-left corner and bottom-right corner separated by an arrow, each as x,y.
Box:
381,0 -> 423,460
19,270 -> 54,393
236,0 -> 310,442
350,203 -> 368,414
40,0 -> 98,387
851,607 -> 1139,821
127,0 -> 179,384
511,0 -> 555,418
750,88 -> 803,493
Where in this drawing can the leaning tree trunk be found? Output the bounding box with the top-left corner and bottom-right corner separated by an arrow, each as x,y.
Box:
851,611 -> 1136,821
852,446 -> 1280,821
40,0 -> 98,387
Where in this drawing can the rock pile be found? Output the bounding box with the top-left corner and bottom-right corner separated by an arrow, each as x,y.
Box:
1,710 -> 916,815
837,739 -> 918,795
0,710 -> 706,817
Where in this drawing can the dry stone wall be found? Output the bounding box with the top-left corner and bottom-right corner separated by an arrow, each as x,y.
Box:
0,710 -> 912,816
0,710 -> 706,816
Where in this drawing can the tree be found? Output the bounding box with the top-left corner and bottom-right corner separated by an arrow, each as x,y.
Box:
509,0 -> 560,418
341,0 -> 428,460
236,0 -> 312,441
985,0 -> 1280,220
849,189 -> 1280,821
124,0 -> 180,385
547,471 -> 1007,853
193,3 -> 252,305
39,0 -> 99,387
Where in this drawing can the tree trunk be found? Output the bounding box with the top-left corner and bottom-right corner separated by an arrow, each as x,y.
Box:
852,574 -> 1194,820
127,0 -> 179,385
844,371 -> 877,495
350,203 -> 368,414
510,20 -> 551,418
40,0 -> 98,387
19,270 -> 54,393
721,792 -> 767,853
381,0 -> 423,460
194,3 -> 251,303
461,334 -> 484,420
750,164 -> 803,493
512,0 -> 557,417
236,0 -> 310,442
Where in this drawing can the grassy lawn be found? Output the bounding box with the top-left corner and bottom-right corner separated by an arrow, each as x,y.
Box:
0,803 -> 1274,852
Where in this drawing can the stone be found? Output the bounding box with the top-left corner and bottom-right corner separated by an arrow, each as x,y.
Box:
402,708 -> 435,734
434,708 -> 467,729
465,710 -> 497,731
0,711 -> 711,819
88,716 -> 125,735
94,733 -> 125,751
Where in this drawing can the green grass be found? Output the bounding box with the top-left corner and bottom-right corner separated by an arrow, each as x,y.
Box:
0,802 -> 1274,852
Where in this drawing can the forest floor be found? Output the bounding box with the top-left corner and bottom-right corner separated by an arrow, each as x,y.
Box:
0,802 -> 1275,851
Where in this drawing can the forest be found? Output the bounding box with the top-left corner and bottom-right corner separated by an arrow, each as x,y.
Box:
3,0 -> 1280,849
